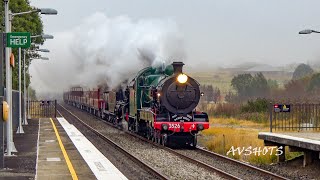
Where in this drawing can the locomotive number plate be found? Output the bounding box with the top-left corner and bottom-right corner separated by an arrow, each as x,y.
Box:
169,124 -> 180,129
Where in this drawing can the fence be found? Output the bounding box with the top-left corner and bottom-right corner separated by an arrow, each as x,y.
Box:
270,103 -> 320,132
28,100 -> 57,118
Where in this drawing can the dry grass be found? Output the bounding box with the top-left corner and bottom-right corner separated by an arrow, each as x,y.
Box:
198,117 -> 303,164
209,117 -> 269,130
199,126 -> 278,164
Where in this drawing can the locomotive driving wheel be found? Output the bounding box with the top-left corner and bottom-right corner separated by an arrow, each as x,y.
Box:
154,131 -> 161,144
161,133 -> 167,146
157,133 -> 161,144
146,126 -> 153,140
191,135 -> 197,148
152,131 -> 156,142
146,127 -> 151,140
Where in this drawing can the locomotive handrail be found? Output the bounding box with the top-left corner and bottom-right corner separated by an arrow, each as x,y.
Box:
137,108 -> 156,115
139,85 -> 151,88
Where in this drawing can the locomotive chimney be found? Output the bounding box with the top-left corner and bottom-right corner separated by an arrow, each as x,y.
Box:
172,62 -> 184,74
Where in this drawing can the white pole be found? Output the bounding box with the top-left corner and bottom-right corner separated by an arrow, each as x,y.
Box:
8,11 -> 17,153
17,48 -> 24,133
27,66 -> 31,119
23,50 -> 28,125
4,1 -> 12,156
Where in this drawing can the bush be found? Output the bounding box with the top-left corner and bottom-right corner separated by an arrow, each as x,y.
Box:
241,98 -> 269,113
209,103 -> 240,118
238,112 -> 269,123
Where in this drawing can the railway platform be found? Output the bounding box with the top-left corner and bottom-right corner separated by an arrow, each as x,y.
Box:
258,132 -> 320,167
0,117 -> 128,180
36,117 -> 95,179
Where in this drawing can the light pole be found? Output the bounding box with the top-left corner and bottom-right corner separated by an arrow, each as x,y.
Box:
299,29 -> 320,34
31,34 -> 54,39
4,0 -> 12,156
4,1 -> 57,155
24,47 -> 51,125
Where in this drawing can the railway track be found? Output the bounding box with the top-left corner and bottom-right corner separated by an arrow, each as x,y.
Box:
125,126 -> 288,180
59,103 -> 288,180
57,106 -> 168,180
174,148 -> 289,180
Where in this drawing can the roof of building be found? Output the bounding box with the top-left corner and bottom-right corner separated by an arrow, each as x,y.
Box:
245,64 -> 282,72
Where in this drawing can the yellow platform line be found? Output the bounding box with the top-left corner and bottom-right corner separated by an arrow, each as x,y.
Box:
50,118 -> 78,180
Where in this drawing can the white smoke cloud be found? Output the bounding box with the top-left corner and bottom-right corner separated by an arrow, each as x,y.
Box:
30,12 -> 185,98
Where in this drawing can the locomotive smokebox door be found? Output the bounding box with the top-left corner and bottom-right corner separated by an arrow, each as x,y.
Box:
159,62 -> 201,115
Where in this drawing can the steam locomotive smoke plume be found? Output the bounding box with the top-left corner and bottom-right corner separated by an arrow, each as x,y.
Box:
30,12 -> 185,97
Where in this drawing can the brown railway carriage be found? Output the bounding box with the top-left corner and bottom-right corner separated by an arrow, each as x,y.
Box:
65,86 -> 117,116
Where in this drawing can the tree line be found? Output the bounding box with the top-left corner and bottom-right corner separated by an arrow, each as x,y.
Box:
203,63 -> 320,122
226,63 -> 320,103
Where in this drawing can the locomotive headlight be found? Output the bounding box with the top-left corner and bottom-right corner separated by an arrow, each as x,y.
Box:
177,73 -> 188,84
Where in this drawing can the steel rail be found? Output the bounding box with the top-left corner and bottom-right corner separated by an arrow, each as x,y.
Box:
57,104 -> 168,180
59,103 -> 238,179
60,103 -> 288,180
195,147 -> 289,180
123,130 -> 239,179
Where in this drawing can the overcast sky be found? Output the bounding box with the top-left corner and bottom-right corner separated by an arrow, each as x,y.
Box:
29,0 -> 320,67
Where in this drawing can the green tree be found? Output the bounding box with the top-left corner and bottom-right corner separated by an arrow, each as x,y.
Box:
267,79 -> 279,89
308,73 -> 320,91
292,63 -> 314,80
231,73 -> 270,101
0,0 -> 44,91
28,86 -> 37,100
231,73 -> 254,99
206,85 -> 214,102
213,87 -> 221,104
252,72 -> 269,97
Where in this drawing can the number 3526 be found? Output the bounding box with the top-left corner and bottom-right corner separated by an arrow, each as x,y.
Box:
169,124 -> 180,128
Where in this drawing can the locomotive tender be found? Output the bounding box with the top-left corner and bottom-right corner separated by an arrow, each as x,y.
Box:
64,62 -> 209,147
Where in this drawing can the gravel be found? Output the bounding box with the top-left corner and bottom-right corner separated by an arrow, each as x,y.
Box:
59,103 -> 224,180
256,156 -> 320,180
176,149 -> 280,180
57,106 -> 158,180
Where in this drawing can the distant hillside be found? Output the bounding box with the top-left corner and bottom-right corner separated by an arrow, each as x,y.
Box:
188,62 -> 295,97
